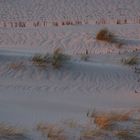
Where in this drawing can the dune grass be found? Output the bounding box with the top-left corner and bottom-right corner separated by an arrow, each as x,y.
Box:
36,123 -> 66,140
121,55 -> 139,65
8,62 -> 25,70
32,53 -> 51,68
52,48 -> 70,69
87,110 -> 130,130
96,28 -> 115,43
0,123 -> 28,140
115,130 -> 139,140
32,48 -> 70,69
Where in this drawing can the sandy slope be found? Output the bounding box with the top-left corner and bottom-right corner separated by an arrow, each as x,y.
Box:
0,23 -> 140,129
0,52 -> 140,128
0,0 -> 140,21
0,24 -> 140,55
0,1 -> 140,139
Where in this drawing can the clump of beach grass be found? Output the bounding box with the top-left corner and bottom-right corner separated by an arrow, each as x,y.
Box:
115,130 -> 139,140
121,55 -> 139,66
36,123 -> 66,140
52,48 -> 70,69
9,62 -> 25,71
32,53 -> 51,68
87,110 -> 130,130
96,28 -> 115,43
32,48 -> 70,69
0,123 -> 28,140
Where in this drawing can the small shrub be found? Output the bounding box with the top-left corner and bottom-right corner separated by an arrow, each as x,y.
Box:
94,112 -> 130,130
0,123 -> 27,140
121,55 -> 139,65
52,48 -> 69,69
36,123 -> 66,140
115,130 -> 138,140
94,115 -> 114,130
96,28 -> 115,43
32,49 -> 69,69
9,62 -> 25,70
109,112 -> 130,122
32,53 -> 51,68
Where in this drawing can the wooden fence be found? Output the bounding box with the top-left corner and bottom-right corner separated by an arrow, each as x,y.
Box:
0,18 -> 140,28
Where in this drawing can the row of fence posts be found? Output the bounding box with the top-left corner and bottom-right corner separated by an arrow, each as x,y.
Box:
0,18 -> 140,28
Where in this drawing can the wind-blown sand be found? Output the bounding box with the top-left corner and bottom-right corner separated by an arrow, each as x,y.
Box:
0,0 -> 140,139
0,24 -> 140,55
0,0 -> 140,21
0,52 -> 140,127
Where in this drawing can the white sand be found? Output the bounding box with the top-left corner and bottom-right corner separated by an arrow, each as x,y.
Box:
0,0 -> 140,21
0,52 -> 140,127
0,0 -> 140,139
0,24 -> 140,55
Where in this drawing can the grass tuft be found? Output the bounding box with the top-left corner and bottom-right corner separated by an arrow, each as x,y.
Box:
88,111 -> 130,130
36,123 -> 66,140
9,62 -> 25,70
32,53 -> 51,68
80,129 -> 104,139
96,28 -> 115,43
121,55 -> 139,65
0,123 -> 28,140
52,48 -> 69,69
115,130 -> 139,140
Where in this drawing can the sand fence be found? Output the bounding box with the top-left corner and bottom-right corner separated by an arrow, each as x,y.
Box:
0,18 -> 140,28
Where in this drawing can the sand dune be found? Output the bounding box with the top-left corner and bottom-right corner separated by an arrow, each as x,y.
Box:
0,0 -> 140,21
0,1 -> 140,139
0,52 -> 140,127
0,25 -> 140,56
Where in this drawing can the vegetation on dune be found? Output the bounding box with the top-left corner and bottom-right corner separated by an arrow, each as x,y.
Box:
96,28 -> 115,43
0,110 -> 140,140
87,110 -> 130,130
0,124 -> 28,140
121,55 -> 139,65
115,130 -> 139,140
32,53 -> 51,68
96,28 -> 125,49
36,123 -> 66,140
8,62 -> 25,70
32,48 -> 70,69
52,48 -> 70,69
